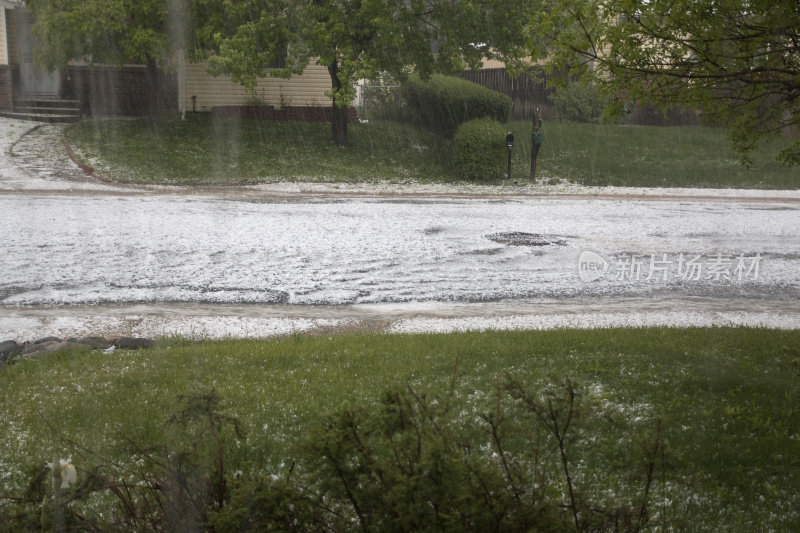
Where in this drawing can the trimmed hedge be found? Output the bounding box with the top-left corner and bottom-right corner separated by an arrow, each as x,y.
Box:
401,75 -> 512,138
453,118 -> 508,181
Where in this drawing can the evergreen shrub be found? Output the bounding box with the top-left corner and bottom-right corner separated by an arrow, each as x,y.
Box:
401,74 -> 512,137
453,118 -> 508,180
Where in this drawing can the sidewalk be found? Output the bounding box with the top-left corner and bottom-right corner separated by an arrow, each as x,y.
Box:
4,298 -> 800,342
1,120 -> 118,192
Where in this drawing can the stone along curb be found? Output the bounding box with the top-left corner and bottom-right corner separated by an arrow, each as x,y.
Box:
0,336 -> 156,366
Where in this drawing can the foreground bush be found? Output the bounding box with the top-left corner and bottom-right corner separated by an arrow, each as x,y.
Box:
4,381 -> 679,532
401,74 -> 512,137
453,118 -> 508,180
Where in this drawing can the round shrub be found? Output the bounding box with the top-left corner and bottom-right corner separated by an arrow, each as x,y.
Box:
453,118 -> 508,181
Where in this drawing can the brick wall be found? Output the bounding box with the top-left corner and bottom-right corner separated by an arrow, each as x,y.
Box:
64,65 -> 177,117
211,105 -> 359,123
0,65 -> 11,111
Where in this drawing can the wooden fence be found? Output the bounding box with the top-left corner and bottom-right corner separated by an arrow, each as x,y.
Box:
458,67 -> 556,120
459,67 -> 702,125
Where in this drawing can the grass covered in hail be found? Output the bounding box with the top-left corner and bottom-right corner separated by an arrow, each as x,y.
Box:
64,116 -> 454,186
1,327 -> 799,530
64,115 -> 800,189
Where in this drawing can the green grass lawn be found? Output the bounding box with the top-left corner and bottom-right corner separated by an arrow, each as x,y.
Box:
65,116 -> 453,186
522,121 -> 800,189
65,115 -> 800,189
1,328 -> 799,530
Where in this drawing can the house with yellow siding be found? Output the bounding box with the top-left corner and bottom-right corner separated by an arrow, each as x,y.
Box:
181,60 -> 332,114
0,1 -> 337,121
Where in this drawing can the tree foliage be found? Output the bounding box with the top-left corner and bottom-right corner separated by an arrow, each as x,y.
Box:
530,0 -> 800,165
206,0 -> 529,145
27,0 -> 167,69
26,0 -> 204,123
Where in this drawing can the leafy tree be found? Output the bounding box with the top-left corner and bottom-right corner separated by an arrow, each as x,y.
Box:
207,0 -> 529,146
27,0 -> 201,123
530,0 -> 800,165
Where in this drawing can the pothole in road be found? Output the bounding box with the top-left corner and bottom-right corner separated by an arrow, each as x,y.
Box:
485,232 -> 567,247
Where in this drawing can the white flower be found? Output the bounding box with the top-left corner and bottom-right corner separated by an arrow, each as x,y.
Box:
46,459 -> 77,489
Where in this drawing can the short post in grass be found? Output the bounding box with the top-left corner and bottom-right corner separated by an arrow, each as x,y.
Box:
505,131 -> 514,180
530,108 -> 543,182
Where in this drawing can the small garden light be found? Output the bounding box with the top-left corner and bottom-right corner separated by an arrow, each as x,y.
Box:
506,132 -> 514,180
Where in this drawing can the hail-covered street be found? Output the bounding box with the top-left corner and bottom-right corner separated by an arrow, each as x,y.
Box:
1,119 -> 799,340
